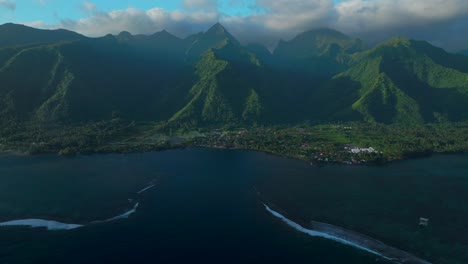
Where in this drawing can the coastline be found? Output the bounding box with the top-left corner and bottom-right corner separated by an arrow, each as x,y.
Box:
2,122 -> 468,166
263,202 -> 431,264
1,142 -> 466,168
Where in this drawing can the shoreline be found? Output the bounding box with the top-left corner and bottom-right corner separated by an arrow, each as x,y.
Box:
1,143 -> 467,168
263,203 -> 431,264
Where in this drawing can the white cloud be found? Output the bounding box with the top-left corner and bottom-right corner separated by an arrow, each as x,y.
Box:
0,0 -> 15,11
23,0 -> 468,51
58,7 -> 219,37
83,1 -> 96,11
335,0 -> 468,33
183,0 -> 218,11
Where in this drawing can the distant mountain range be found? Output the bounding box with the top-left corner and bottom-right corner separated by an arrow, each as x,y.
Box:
1,23 -> 468,126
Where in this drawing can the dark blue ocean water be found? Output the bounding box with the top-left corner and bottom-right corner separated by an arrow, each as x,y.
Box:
1,149 -> 465,264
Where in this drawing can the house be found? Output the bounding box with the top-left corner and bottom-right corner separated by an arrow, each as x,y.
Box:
349,146 -> 378,154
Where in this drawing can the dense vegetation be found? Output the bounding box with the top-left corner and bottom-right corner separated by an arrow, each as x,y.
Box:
1,22 -> 468,128
0,22 -> 467,160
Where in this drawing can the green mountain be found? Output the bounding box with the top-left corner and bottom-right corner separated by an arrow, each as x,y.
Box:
0,23 -> 84,48
169,40 -> 266,126
115,30 -> 190,63
1,23 -> 468,127
185,23 -> 241,60
272,28 -> 365,76
274,28 -> 364,59
0,35 -> 192,123
335,37 -> 468,123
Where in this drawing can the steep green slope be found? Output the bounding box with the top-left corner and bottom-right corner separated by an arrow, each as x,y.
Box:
1,23 -> 468,127
0,36 -> 193,123
169,41 -> 265,126
336,37 -> 468,123
185,23 -> 241,60
0,44 -> 69,120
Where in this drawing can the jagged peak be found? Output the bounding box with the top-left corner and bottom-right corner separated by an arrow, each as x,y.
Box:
199,22 -> 240,46
153,29 -> 170,36
151,29 -> 180,40
205,23 -> 239,43
207,22 -> 226,34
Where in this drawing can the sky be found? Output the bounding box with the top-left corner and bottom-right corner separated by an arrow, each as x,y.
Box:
1,0 -> 467,51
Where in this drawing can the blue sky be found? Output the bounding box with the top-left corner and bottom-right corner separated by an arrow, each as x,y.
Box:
0,0 -> 267,24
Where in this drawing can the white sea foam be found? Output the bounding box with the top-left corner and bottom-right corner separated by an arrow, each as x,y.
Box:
0,219 -> 82,230
0,203 -> 140,231
263,204 -> 391,260
137,185 -> 156,194
104,202 -> 139,222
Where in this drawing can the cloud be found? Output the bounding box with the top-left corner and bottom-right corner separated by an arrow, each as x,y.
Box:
0,0 -> 15,11
58,7 -> 219,37
335,0 -> 468,33
333,0 -> 468,50
231,0 -> 468,51
24,0 -> 468,51
83,1 -> 96,11
182,0 -> 218,11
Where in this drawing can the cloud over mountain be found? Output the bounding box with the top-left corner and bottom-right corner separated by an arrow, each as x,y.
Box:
24,0 -> 468,51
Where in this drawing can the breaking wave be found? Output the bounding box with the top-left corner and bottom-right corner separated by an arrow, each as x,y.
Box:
263,204 -> 389,259
0,203 -> 140,231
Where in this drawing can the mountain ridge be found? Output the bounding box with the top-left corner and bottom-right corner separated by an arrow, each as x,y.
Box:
1,23 -> 467,127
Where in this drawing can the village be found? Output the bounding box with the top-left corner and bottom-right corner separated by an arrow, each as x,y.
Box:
2,121 -> 467,166
193,126 -> 386,165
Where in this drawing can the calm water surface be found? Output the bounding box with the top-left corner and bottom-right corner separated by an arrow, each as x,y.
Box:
0,149 -> 466,264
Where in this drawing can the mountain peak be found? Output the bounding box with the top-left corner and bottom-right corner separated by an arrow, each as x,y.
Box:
382,36 -> 412,47
151,29 -> 179,40
206,23 -> 227,35
273,28 -> 363,59
1,23 -> 25,29
118,31 -> 132,37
